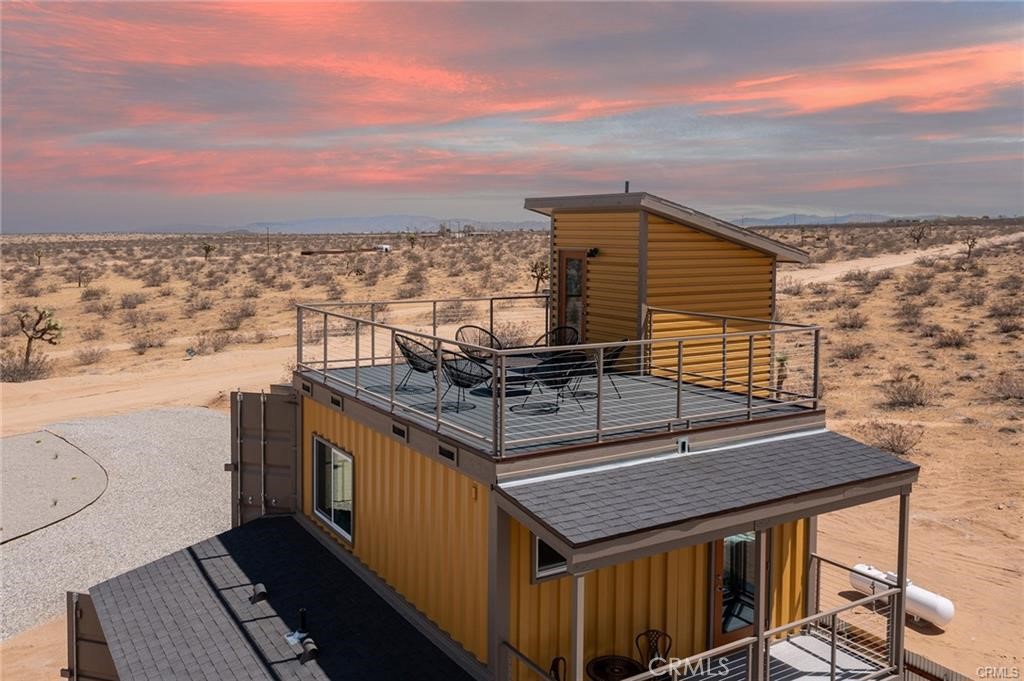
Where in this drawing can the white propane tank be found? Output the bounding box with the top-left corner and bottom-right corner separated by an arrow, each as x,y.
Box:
850,563 -> 955,627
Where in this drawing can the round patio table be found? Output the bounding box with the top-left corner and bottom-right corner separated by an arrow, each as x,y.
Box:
586,655 -> 645,681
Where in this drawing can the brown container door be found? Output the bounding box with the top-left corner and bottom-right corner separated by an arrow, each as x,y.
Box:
62,592 -> 118,681
557,249 -> 587,341
229,389 -> 299,527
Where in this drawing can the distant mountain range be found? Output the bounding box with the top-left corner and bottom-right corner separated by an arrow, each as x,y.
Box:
140,215 -> 549,235
736,213 -> 908,227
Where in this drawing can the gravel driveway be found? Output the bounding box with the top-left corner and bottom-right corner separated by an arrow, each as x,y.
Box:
0,408 -> 230,640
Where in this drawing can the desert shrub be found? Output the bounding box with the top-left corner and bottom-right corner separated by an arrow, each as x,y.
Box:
839,269 -> 872,284
935,329 -> 970,348
995,317 -> 1022,334
0,351 -> 51,382
74,346 -> 108,366
326,280 -> 346,299
997,274 -> 1022,292
988,298 -> 1024,318
881,365 -> 932,408
83,299 -> 116,318
492,321 -> 532,348
866,421 -> 925,456
959,289 -> 987,307
829,293 -> 861,309
833,342 -> 871,360
129,334 -> 153,355
990,373 -> 1024,401
898,271 -> 933,296
918,323 -> 944,338
396,283 -> 425,299
190,330 -> 232,355
142,267 -> 169,287
436,300 -> 473,324
120,292 -> 147,309
778,277 -> 804,296
807,282 -> 832,296
302,324 -> 324,344
895,302 -> 922,328
222,302 -> 257,330
241,284 -> 262,299
157,285 -> 175,297
80,286 -> 108,301
122,309 -> 152,328
80,326 -> 105,341
0,315 -> 20,338
834,310 -> 867,330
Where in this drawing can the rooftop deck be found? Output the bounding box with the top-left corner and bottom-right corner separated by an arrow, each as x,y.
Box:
295,295 -> 821,458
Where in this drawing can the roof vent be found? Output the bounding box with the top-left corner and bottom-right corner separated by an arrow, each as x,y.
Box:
299,637 -> 319,664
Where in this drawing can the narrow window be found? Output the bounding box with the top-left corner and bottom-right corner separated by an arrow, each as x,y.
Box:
534,535 -> 567,579
313,437 -> 354,542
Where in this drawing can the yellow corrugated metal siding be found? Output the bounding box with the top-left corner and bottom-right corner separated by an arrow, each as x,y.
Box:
770,518 -> 809,629
301,398 -> 490,662
552,211 -> 640,342
507,517 -> 807,679
508,519 -> 708,681
646,213 -> 776,391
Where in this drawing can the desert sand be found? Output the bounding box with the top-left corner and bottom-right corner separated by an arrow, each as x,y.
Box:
1,227 -> 1022,678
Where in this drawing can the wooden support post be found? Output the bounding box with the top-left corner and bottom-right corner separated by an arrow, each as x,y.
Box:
571,573 -> 586,681
752,526 -> 769,681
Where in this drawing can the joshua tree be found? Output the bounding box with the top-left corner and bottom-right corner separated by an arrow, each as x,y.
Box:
34,249 -> 43,266
961,234 -> 979,259
17,307 -> 62,368
405,233 -> 418,250
529,259 -> 549,293
201,242 -> 216,262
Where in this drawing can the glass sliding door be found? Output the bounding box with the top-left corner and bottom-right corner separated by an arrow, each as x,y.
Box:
558,250 -> 587,340
713,532 -> 757,645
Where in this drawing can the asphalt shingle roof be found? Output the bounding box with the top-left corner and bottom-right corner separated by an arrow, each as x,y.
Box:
90,516 -> 476,681
499,431 -> 919,546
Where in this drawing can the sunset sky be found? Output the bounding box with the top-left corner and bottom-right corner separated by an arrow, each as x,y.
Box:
2,1 -> 1023,231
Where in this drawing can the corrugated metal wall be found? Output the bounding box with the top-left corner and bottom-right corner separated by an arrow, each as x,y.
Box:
508,519 -> 708,680
301,398 -> 490,663
508,517 -> 808,680
552,210 -> 640,342
646,214 -> 776,390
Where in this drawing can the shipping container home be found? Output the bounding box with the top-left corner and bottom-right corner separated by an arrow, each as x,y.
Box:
67,193 -> 920,681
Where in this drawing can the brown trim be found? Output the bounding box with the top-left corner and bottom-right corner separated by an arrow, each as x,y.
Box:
638,210 -> 648,341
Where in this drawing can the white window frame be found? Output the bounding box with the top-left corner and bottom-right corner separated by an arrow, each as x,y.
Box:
312,436 -> 354,543
533,534 -> 567,581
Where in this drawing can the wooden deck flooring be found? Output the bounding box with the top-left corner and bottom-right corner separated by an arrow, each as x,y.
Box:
307,364 -> 809,456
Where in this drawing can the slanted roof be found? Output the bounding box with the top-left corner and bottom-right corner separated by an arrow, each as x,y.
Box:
498,430 -> 918,548
90,516 -> 475,681
524,192 -> 809,263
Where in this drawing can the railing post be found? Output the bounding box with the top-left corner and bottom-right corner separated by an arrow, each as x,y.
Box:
892,490 -> 910,675
322,312 -> 328,381
354,319 -> 361,392
389,329 -> 396,412
752,526 -> 768,681
721,318 -> 729,390
489,298 -> 495,336
498,354 -> 506,459
296,306 -> 304,367
432,301 -> 438,337
435,340 -> 443,428
829,613 -> 838,681
595,348 -> 604,442
370,304 -> 376,367
812,327 -> 821,408
675,340 -> 683,419
491,348 -> 499,456
746,334 -> 755,419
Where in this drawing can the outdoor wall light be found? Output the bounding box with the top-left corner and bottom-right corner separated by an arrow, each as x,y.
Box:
586,247 -> 600,258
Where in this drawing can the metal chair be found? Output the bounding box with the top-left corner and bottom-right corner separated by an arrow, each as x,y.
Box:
531,326 -> 580,360
394,334 -> 438,391
454,325 -> 503,365
635,629 -> 672,669
548,656 -> 566,681
515,351 -> 588,412
440,351 -> 492,412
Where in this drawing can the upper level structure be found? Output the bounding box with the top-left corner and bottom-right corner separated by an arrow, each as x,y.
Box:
295,192 -> 820,461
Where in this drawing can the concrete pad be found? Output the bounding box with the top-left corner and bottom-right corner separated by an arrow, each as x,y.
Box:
0,431 -> 107,543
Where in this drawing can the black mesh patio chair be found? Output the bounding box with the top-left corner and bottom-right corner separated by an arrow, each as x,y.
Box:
635,629 -> 672,669
531,326 -> 580,359
394,334 -> 438,392
440,351 -> 492,412
548,656 -> 566,681
454,325 -> 502,364
515,351 -> 588,412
